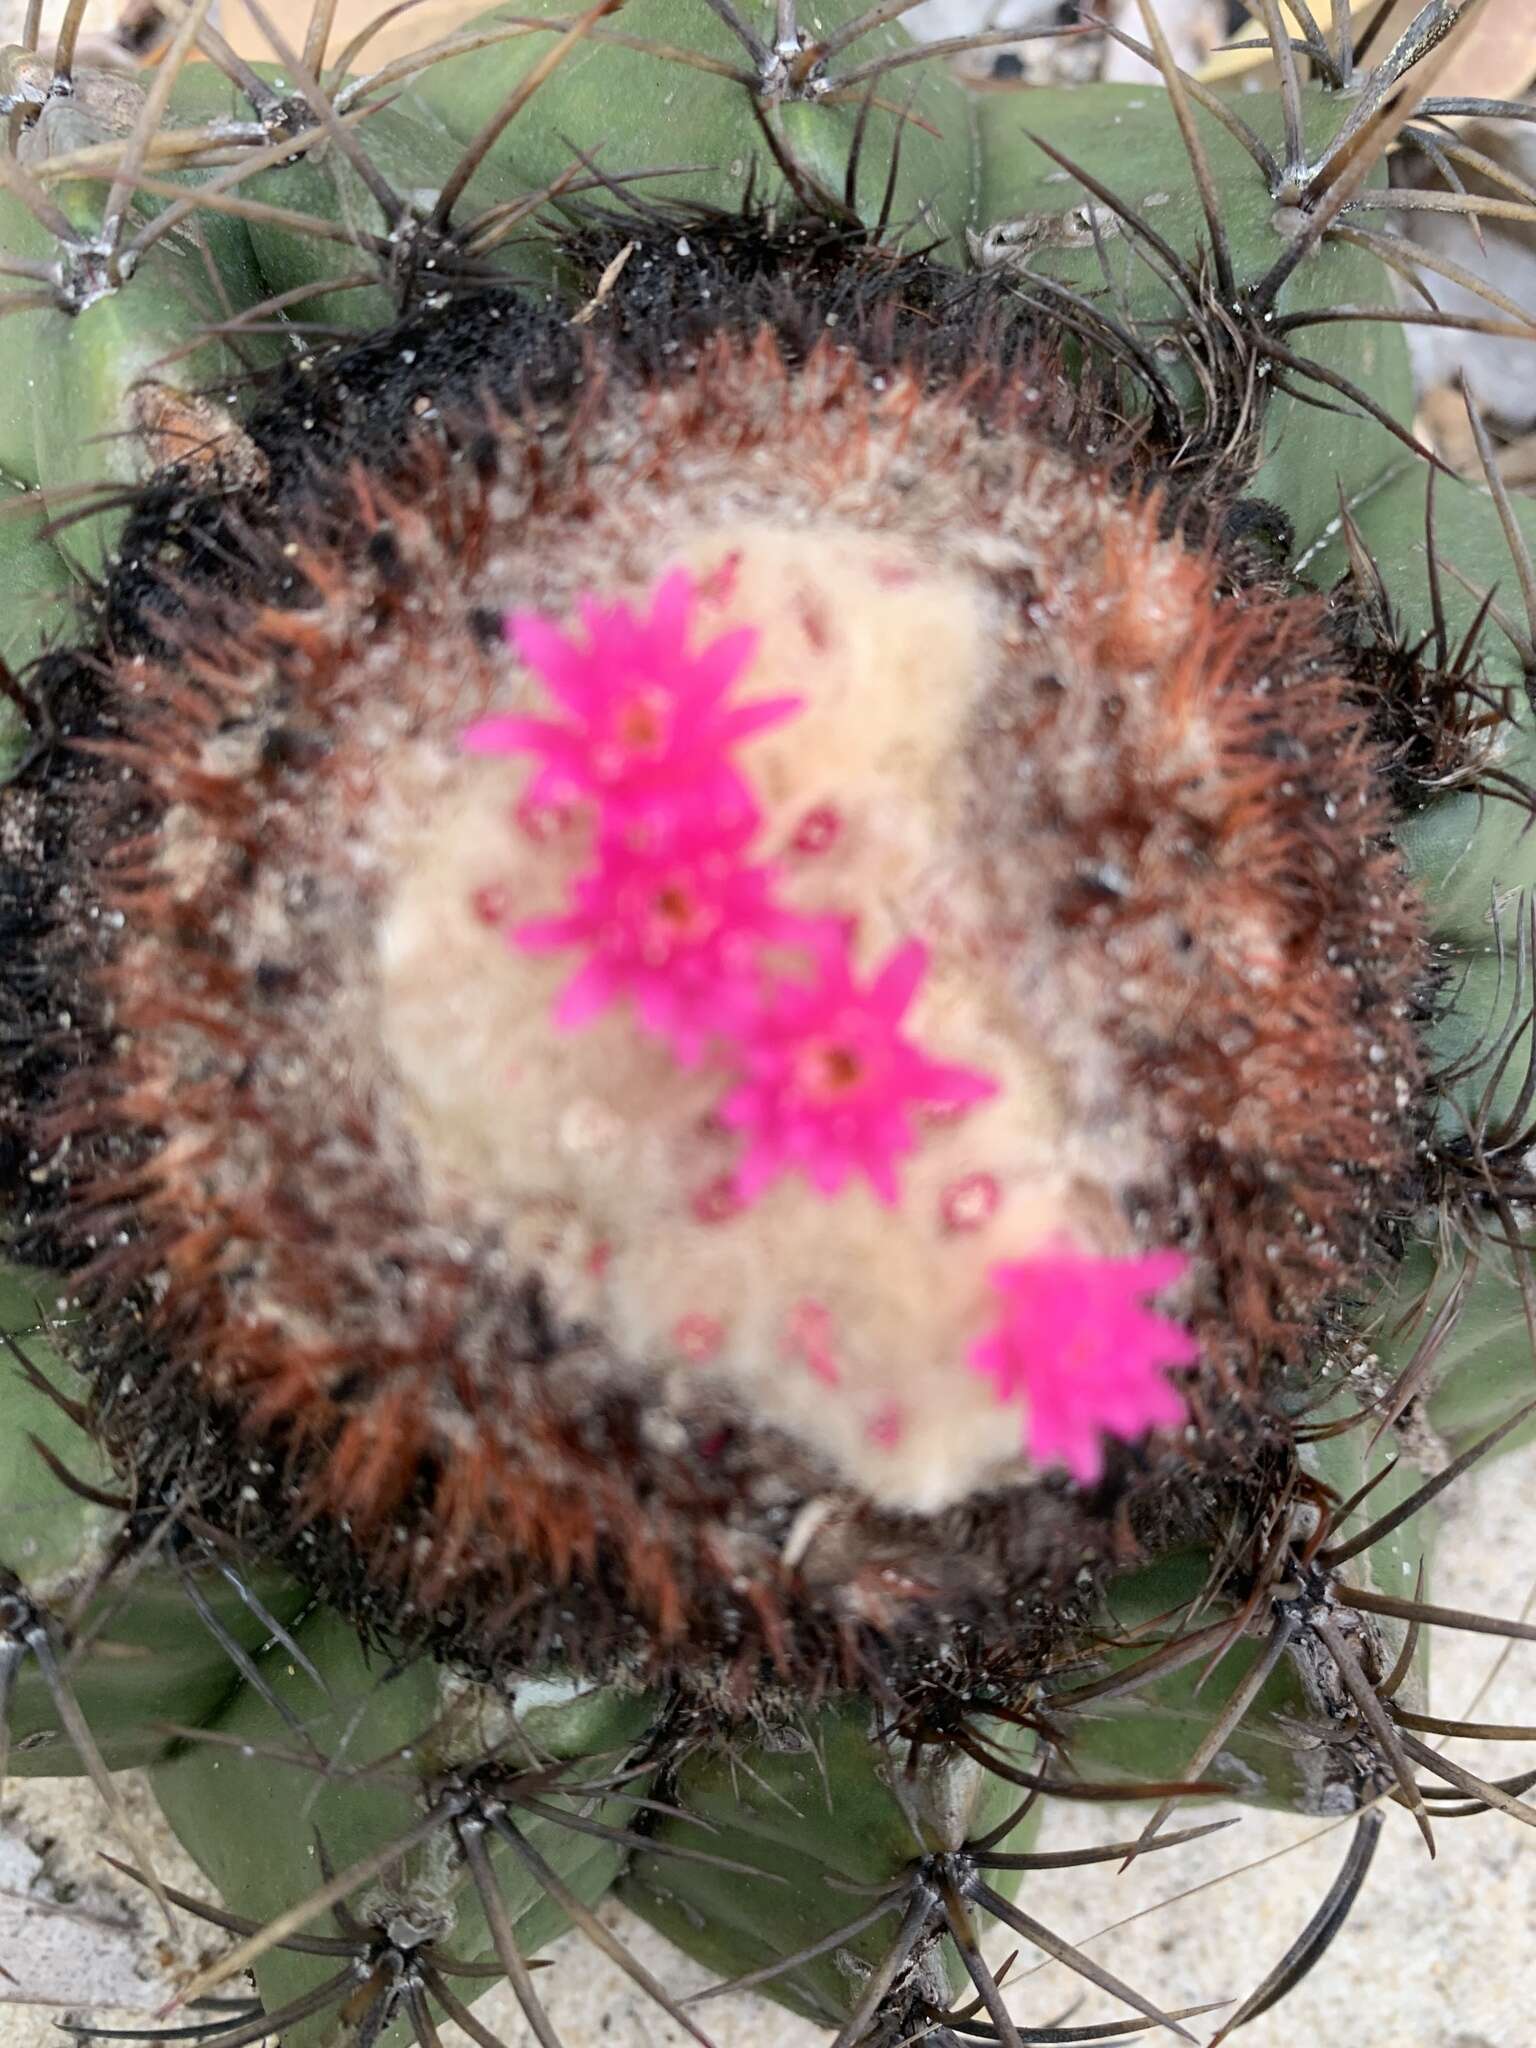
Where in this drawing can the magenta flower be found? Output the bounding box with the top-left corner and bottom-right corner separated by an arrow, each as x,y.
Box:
720,930 -> 998,1206
968,1245 -> 1198,1485
514,825 -> 811,1061
460,568 -> 799,842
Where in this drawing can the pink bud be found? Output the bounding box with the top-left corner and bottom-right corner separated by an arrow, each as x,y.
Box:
941,1172 -> 1002,1234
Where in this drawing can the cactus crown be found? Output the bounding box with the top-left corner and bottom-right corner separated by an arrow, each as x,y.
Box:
2,1 -> 1536,2045
1,231 -> 1434,1699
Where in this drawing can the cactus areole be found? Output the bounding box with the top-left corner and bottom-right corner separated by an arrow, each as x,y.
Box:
1,222 -> 1431,1697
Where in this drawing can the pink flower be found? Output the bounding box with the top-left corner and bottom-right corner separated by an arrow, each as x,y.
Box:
461,568 -> 799,842
968,1245 -> 1198,1485
720,930 -> 998,1206
515,823 -> 811,1061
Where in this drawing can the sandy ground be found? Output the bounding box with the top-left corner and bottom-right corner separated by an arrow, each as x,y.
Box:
3,1437 -> 1533,2048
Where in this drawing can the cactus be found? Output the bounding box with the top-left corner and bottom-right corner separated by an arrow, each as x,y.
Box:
3,1 -> 1536,2044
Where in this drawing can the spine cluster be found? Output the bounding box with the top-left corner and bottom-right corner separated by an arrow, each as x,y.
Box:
464,565 -> 1197,1484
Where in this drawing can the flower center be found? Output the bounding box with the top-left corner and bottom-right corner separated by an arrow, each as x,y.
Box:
648,878 -> 716,948
797,1037 -> 866,1100
615,690 -> 669,755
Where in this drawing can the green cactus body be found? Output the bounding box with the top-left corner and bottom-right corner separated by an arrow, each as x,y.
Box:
0,49 -> 285,576
1,1277 -> 318,1772
1056,1394 -> 1433,1814
972,84 -> 1412,521
402,0 -> 978,257
0,1268 -> 120,1596
1299,1400 -> 1435,1649
621,1704 -> 1040,2029
151,1608 -> 661,2048
0,194 -> 48,485
1371,1240 -> 1536,1463
0,477 -> 70,715
244,102 -> 554,329
175,60 -> 563,333
1057,1548 -> 1341,1809
2,3 -> 1536,2042
1,1564 -> 319,1775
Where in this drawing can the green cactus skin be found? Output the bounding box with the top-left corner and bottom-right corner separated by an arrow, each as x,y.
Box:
1372,1240 -> 1536,1465
620,1703 -> 1041,2030
1,1563 -> 317,1775
1,1267 -> 121,1598
1,54 -> 288,579
177,60 -> 564,334
3,2 -> 1536,2043
1041,1383 -> 1432,1810
1056,1548 -> 1344,1807
399,0 -> 978,259
0,1279 -> 317,1773
971,84 -> 1413,529
0,476 -> 71,690
0,279 -> 45,485
151,1607 -> 662,2048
